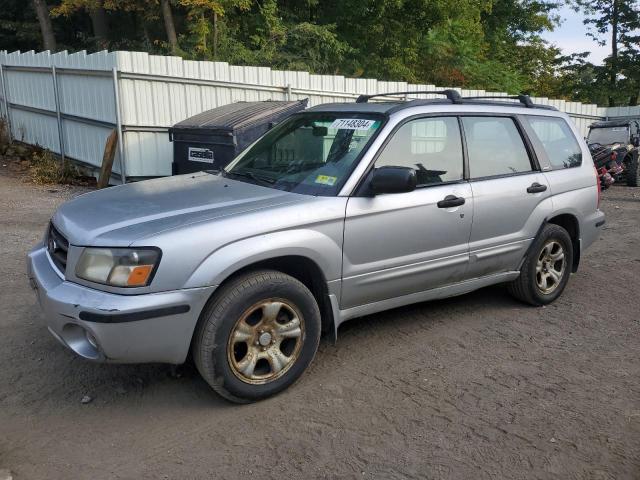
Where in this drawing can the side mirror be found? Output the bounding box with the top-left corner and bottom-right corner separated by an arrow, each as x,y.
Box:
632,135 -> 640,147
370,166 -> 417,195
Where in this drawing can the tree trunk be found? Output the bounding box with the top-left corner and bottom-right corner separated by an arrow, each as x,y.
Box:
160,0 -> 179,53
89,1 -> 110,48
201,13 -> 207,51
31,0 -> 57,51
213,12 -> 218,59
608,0 -> 619,107
142,21 -> 152,47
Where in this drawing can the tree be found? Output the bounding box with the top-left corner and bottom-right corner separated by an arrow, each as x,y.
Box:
480,0 -> 562,93
89,1 -> 109,47
618,48 -> 640,105
572,0 -> 640,105
53,0 -> 110,48
31,0 -> 57,51
9,0 -> 633,106
178,0 -> 251,59
159,0 -> 179,53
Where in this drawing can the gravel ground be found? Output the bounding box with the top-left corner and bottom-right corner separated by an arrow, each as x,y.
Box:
0,171 -> 639,480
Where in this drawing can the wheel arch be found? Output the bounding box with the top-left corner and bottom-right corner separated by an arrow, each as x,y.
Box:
223,255 -> 336,337
191,253 -> 337,350
546,213 -> 580,272
184,228 -> 343,350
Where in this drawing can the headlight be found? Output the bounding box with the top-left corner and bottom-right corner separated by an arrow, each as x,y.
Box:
76,248 -> 161,287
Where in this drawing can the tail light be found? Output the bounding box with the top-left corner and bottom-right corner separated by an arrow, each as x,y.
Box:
594,164 -> 601,208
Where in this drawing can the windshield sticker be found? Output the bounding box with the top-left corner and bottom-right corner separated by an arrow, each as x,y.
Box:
314,175 -> 337,186
330,119 -> 376,130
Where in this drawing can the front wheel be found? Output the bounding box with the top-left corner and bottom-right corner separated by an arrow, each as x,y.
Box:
508,224 -> 573,306
193,270 -> 321,403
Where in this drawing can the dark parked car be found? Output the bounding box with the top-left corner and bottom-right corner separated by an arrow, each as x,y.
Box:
587,119 -> 640,187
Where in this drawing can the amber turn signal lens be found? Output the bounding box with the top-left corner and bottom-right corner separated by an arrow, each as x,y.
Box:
126,265 -> 154,286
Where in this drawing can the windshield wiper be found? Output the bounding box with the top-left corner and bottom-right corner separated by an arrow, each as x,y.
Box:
224,170 -> 276,186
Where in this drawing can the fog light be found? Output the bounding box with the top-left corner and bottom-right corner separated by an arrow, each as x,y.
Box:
61,324 -> 102,360
85,330 -> 99,349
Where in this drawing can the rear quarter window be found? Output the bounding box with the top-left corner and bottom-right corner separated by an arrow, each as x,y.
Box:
525,116 -> 582,169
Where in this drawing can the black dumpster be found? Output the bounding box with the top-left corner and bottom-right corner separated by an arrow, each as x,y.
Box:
169,99 -> 308,174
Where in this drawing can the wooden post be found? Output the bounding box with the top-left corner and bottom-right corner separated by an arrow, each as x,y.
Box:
97,129 -> 118,189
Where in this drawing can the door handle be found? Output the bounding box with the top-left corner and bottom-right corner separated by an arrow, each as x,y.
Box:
527,182 -> 547,193
437,195 -> 465,208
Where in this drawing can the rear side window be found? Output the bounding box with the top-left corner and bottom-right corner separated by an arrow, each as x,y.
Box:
375,116 -> 464,186
462,117 -> 532,178
526,116 -> 582,169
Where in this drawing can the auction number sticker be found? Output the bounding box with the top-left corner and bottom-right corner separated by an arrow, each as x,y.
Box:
188,147 -> 215,163
330,119 -> 376,130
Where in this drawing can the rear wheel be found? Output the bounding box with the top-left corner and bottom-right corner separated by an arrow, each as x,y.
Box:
508,224 -> 573,306
193,270 -> 321,403
626,153 -> 639,187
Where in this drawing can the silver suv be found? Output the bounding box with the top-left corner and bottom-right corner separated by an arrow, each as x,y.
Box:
28,91 -> 605,402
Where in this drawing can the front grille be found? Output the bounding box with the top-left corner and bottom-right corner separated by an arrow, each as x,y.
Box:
47,223 -> 69,274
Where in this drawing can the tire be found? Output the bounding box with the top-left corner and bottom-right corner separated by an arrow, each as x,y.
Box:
626,153 -> 639,187
193,270 -> 321,403
507,224 -> 573,306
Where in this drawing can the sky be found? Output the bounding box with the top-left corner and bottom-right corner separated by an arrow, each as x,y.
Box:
542,5 -> 611,64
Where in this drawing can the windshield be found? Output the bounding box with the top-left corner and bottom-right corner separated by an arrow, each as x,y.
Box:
588,126 -> 629,145
224,112 -> 385,195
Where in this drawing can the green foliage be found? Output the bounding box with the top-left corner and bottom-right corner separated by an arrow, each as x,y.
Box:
4,0 -> 639,105
0,1 -> 51,52
271,22 -> 352,74
570,0 -> 640,105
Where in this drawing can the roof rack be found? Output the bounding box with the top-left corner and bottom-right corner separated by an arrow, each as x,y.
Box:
355,90 -> 537,109
356,89 -> 462,104
462,94 -> 535,108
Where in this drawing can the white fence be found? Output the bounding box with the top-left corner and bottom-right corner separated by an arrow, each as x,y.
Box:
1,49 -> 639,181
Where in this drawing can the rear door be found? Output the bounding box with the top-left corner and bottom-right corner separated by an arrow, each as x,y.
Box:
341,116 -> 472,309
462,115 -> 553,279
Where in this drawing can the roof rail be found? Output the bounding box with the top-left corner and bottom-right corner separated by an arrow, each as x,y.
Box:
461,94 -> 535,108
356,89 -> 462,104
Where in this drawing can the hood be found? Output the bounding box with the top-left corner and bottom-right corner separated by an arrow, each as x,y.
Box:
53,172 -> 302,246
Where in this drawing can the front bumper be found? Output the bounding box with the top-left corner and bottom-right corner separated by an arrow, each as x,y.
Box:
27,243 -> 216,364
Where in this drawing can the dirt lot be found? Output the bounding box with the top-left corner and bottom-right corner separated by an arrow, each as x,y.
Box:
0,170 -> 639,480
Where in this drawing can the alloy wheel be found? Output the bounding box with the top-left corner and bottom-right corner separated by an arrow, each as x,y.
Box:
535,240 -> 566,294
227,299 -> 304,384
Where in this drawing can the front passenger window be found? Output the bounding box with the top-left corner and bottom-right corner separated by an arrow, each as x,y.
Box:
463,117 -> 532,178
375,117 -> 463,186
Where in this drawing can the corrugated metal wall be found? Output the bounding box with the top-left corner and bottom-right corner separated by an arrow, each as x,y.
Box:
1,49 -> 639,180
0,50 -> 125,179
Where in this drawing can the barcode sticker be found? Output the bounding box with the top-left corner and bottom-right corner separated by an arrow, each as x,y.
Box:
330,119 -> 376,130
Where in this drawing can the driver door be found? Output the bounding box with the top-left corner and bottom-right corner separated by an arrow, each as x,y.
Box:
341,116 -> 473,309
